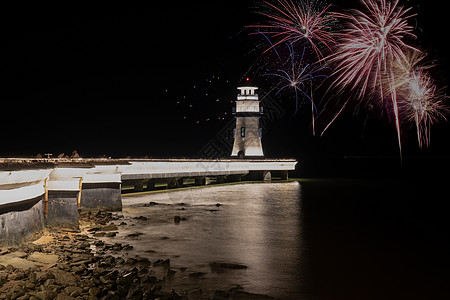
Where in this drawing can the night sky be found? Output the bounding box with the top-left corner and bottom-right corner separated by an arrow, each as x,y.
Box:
1,1 -> 449,175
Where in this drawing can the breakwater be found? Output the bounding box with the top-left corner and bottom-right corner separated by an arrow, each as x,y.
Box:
0,158 -> 296,244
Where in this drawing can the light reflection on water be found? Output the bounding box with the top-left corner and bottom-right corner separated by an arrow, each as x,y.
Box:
119,182 -> 303,299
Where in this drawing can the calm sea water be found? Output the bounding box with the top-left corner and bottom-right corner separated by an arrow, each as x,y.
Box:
112,179 -> 449,299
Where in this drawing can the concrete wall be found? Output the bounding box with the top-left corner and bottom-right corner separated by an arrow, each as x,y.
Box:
80,182 -> 122,211
46,191 -> 79,229
0,196 -> 44,246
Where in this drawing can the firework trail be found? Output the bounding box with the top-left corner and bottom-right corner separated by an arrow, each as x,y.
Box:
264,44 -> 328,134
325,0 -> 418,157
394,58 -> 448,149
250,0 -> 337,60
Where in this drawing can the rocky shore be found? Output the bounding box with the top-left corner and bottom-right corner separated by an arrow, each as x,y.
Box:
0,210 -> 274,300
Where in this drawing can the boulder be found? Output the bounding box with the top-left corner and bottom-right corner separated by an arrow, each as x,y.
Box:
51,269 -> 78,286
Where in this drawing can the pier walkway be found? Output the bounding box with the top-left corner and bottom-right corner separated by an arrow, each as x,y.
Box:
0,158 -> 296,244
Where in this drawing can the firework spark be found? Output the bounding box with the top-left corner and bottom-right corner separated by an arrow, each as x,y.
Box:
251,0 -> 448,153
397,67 -> 448,149
250,0 -> 337,60
329,0 -> 416,97
264,44 -> 328,134
325,0 -> 418,157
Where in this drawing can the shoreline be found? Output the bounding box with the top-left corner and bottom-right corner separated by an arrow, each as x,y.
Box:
0,209 -> 275,300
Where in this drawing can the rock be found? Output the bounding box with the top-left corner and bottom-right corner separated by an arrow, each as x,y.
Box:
58,263 -> 70,270
87,227 -> 101,232
105,232 -> 117,237
71,264 -> 87,274
93,232 -> 106,237
22,242 -> 43,253
188,288 -> 203,298
122,244 -> 134,251
70,253 -> 92,263
168,289 -> 182,299
233,290 -> 275,299
136,256 -> 150,265
36,271 -> 55,283
112,243 -> 123,251
173,216 -> 181,223
125,258 -> 138,265
216,203 -> 221,207
144,201 -> 159,207
126,232 -> 143,238
1,257 -> 40,269
34,291 -> 57,300
189,271 -> 206,277
89,287 -> 100,296
101,224 -> 118,231
32,235 -> 55,246
209,262 -> 248,269
10,270 -> 25,280
115,257 -> 125,265
55,295 -> 78,300
135,216 -> 148,221
64,286 -> 83,296
61,235 -> 71,241
94,241 -> 104,247
29,271 -> 37,283
9,284 -> 25,299
27,252 -> 59,265
51,270 -> 77,286
43,278 -> 56,287
153,259 -> 170,267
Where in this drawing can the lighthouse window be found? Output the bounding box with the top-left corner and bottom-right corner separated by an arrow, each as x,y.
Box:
241,127 -> 246,137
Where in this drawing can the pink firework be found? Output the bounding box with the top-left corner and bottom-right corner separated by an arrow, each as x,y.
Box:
250,0 -> 337,60
329,0 -> 416,98
326,0 -> 417,157
397,67 -> 448,149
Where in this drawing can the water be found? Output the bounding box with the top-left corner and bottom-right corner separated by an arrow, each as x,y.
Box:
108,179 -> 449,299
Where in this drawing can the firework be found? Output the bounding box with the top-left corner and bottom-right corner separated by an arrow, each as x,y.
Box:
325,0 -> 418,156
250,0 -> 337,60
397,67 -> 448,149
251,0 -> 448,153
329,0 -> 416,97
264,44 -> 328,134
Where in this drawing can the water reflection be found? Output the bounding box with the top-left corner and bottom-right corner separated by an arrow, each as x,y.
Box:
120,182 -> 303,299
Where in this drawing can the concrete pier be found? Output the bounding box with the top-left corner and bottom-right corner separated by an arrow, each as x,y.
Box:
0,158 -> 297,244
0,166 -> 51,244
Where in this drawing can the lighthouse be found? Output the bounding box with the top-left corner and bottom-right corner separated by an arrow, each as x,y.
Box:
231,86 -> 264,158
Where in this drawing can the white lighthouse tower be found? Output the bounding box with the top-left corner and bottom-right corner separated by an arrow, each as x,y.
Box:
231,86 -> 264,158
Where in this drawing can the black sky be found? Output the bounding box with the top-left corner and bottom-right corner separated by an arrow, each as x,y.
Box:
1,1 -> 449,173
